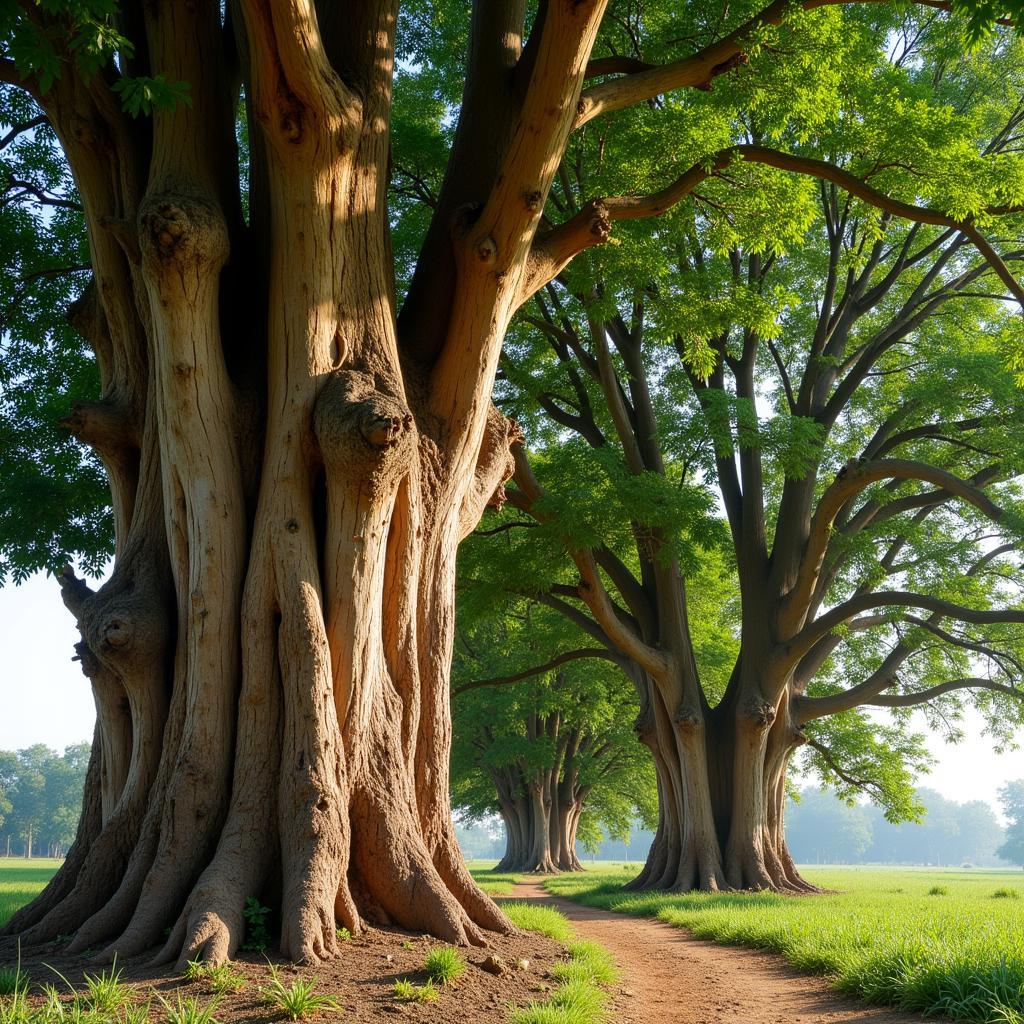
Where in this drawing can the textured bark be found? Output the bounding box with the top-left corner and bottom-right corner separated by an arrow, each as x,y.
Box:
3,0 -> 617,967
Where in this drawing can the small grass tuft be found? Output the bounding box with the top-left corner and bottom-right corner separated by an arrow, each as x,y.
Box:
0,967 -> 28,998
334,928 -> 351,943
992,887 -> 1020,899
393,979 -> 438,1003
82,963 -> 132,1012
423,947 -> 465,986
156,992 -> 221,1024
551,941 -> 618,987
260,964 -> 341,1020
927,885 -> 948,896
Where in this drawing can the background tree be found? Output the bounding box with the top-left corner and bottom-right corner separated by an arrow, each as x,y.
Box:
0,745 -> 90,858
1,0 -> 1021,968
475,13 -> 1024,893
451,591 -> 657,873
997,779 -> 1024,867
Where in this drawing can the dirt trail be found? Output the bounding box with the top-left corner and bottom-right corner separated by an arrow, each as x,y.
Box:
509,878 -> 933,1024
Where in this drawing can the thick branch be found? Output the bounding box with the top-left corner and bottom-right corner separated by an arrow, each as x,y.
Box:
453,648 -> 622,695
782,459 -> 1005,634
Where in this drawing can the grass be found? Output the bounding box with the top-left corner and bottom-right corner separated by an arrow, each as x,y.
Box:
156,992 -> 221,1024
0,860 -> 61,929
392,979 -> 438,1003
422,947 -> 465,986
504,896 -> 617,1024
259,964 -> 341,1020
500,902 -> 574,943
545,864 -> 1024,1024
466,862 -> 523,897
0,970 -> 28,998
183,962 -> 245,995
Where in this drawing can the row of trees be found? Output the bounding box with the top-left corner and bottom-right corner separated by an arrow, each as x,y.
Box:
0,745 -> 90,859
1,0 -> 1023,967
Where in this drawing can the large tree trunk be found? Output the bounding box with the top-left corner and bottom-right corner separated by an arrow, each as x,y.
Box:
627,662 -> 817,894
1,0 -> 602,967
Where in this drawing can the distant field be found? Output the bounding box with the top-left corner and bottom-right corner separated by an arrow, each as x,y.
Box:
545,864 -> 1024,1024
0,858 -> 60,927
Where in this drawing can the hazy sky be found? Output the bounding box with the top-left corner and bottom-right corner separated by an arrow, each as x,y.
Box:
1,569 -> 1020,812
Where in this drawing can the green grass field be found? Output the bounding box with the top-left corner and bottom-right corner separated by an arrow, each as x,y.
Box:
544,864 -> 1024,1024
6,859 -> 1024,1022
0,859 -> 61,929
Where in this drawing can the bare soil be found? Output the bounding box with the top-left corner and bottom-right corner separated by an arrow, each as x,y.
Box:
5,924 -> 565,1023
509,878 -> 943,1024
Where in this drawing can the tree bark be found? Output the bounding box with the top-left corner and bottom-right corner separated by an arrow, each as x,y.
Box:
2,0 -> 619,966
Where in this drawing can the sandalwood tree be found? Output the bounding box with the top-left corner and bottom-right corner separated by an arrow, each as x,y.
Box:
472,13 -> 1024,892
0,0 -> 1021,968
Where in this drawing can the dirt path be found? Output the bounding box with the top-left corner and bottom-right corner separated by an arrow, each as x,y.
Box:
508,878 -> 933,1024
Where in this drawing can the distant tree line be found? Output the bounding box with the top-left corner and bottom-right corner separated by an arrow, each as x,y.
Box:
0,744 -> 89,858
786,787 -> 1014,867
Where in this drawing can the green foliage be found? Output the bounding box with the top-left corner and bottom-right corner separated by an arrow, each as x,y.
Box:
259,965 -> 341,1020
422,947 -> 465,986
0,744 -> 90,856
241,898 -> 271,953
547,866 -> 1024,1024
110,76 -> 191,118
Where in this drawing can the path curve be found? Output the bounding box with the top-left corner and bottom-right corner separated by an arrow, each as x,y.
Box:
508,878 -> 935,1024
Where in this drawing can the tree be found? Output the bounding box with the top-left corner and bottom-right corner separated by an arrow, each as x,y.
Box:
0,745 -> 90,858
1,0 -> 1020,968
451,594 -> 656,873
997,779 -> 1024,867
484,16 -> 1024,892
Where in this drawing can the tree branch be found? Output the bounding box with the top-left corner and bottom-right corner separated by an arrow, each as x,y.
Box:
868,678 -> 1024,708
781,458 -> 1005,633
784,592 -> 1024,667
574,0 -> 1015,128
453,647 -> 622,695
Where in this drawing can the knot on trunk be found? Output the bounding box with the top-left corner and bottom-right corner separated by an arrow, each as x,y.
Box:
314,369 -> 415,490
139,190 -> 229,273
72,567 -> 172,679
673,705 -> 704,733
59,400 -> 138,456
739,699 -> 776,730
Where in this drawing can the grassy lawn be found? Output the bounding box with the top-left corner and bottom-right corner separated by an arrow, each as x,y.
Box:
545,864 -> 1024,1024
466,860 -> 523,896
0,859 -> 60,928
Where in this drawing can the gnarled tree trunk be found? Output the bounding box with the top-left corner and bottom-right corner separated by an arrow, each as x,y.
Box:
4,0 -> 610,968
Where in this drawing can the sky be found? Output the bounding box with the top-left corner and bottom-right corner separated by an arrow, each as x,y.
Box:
0,568 -> 1021,814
